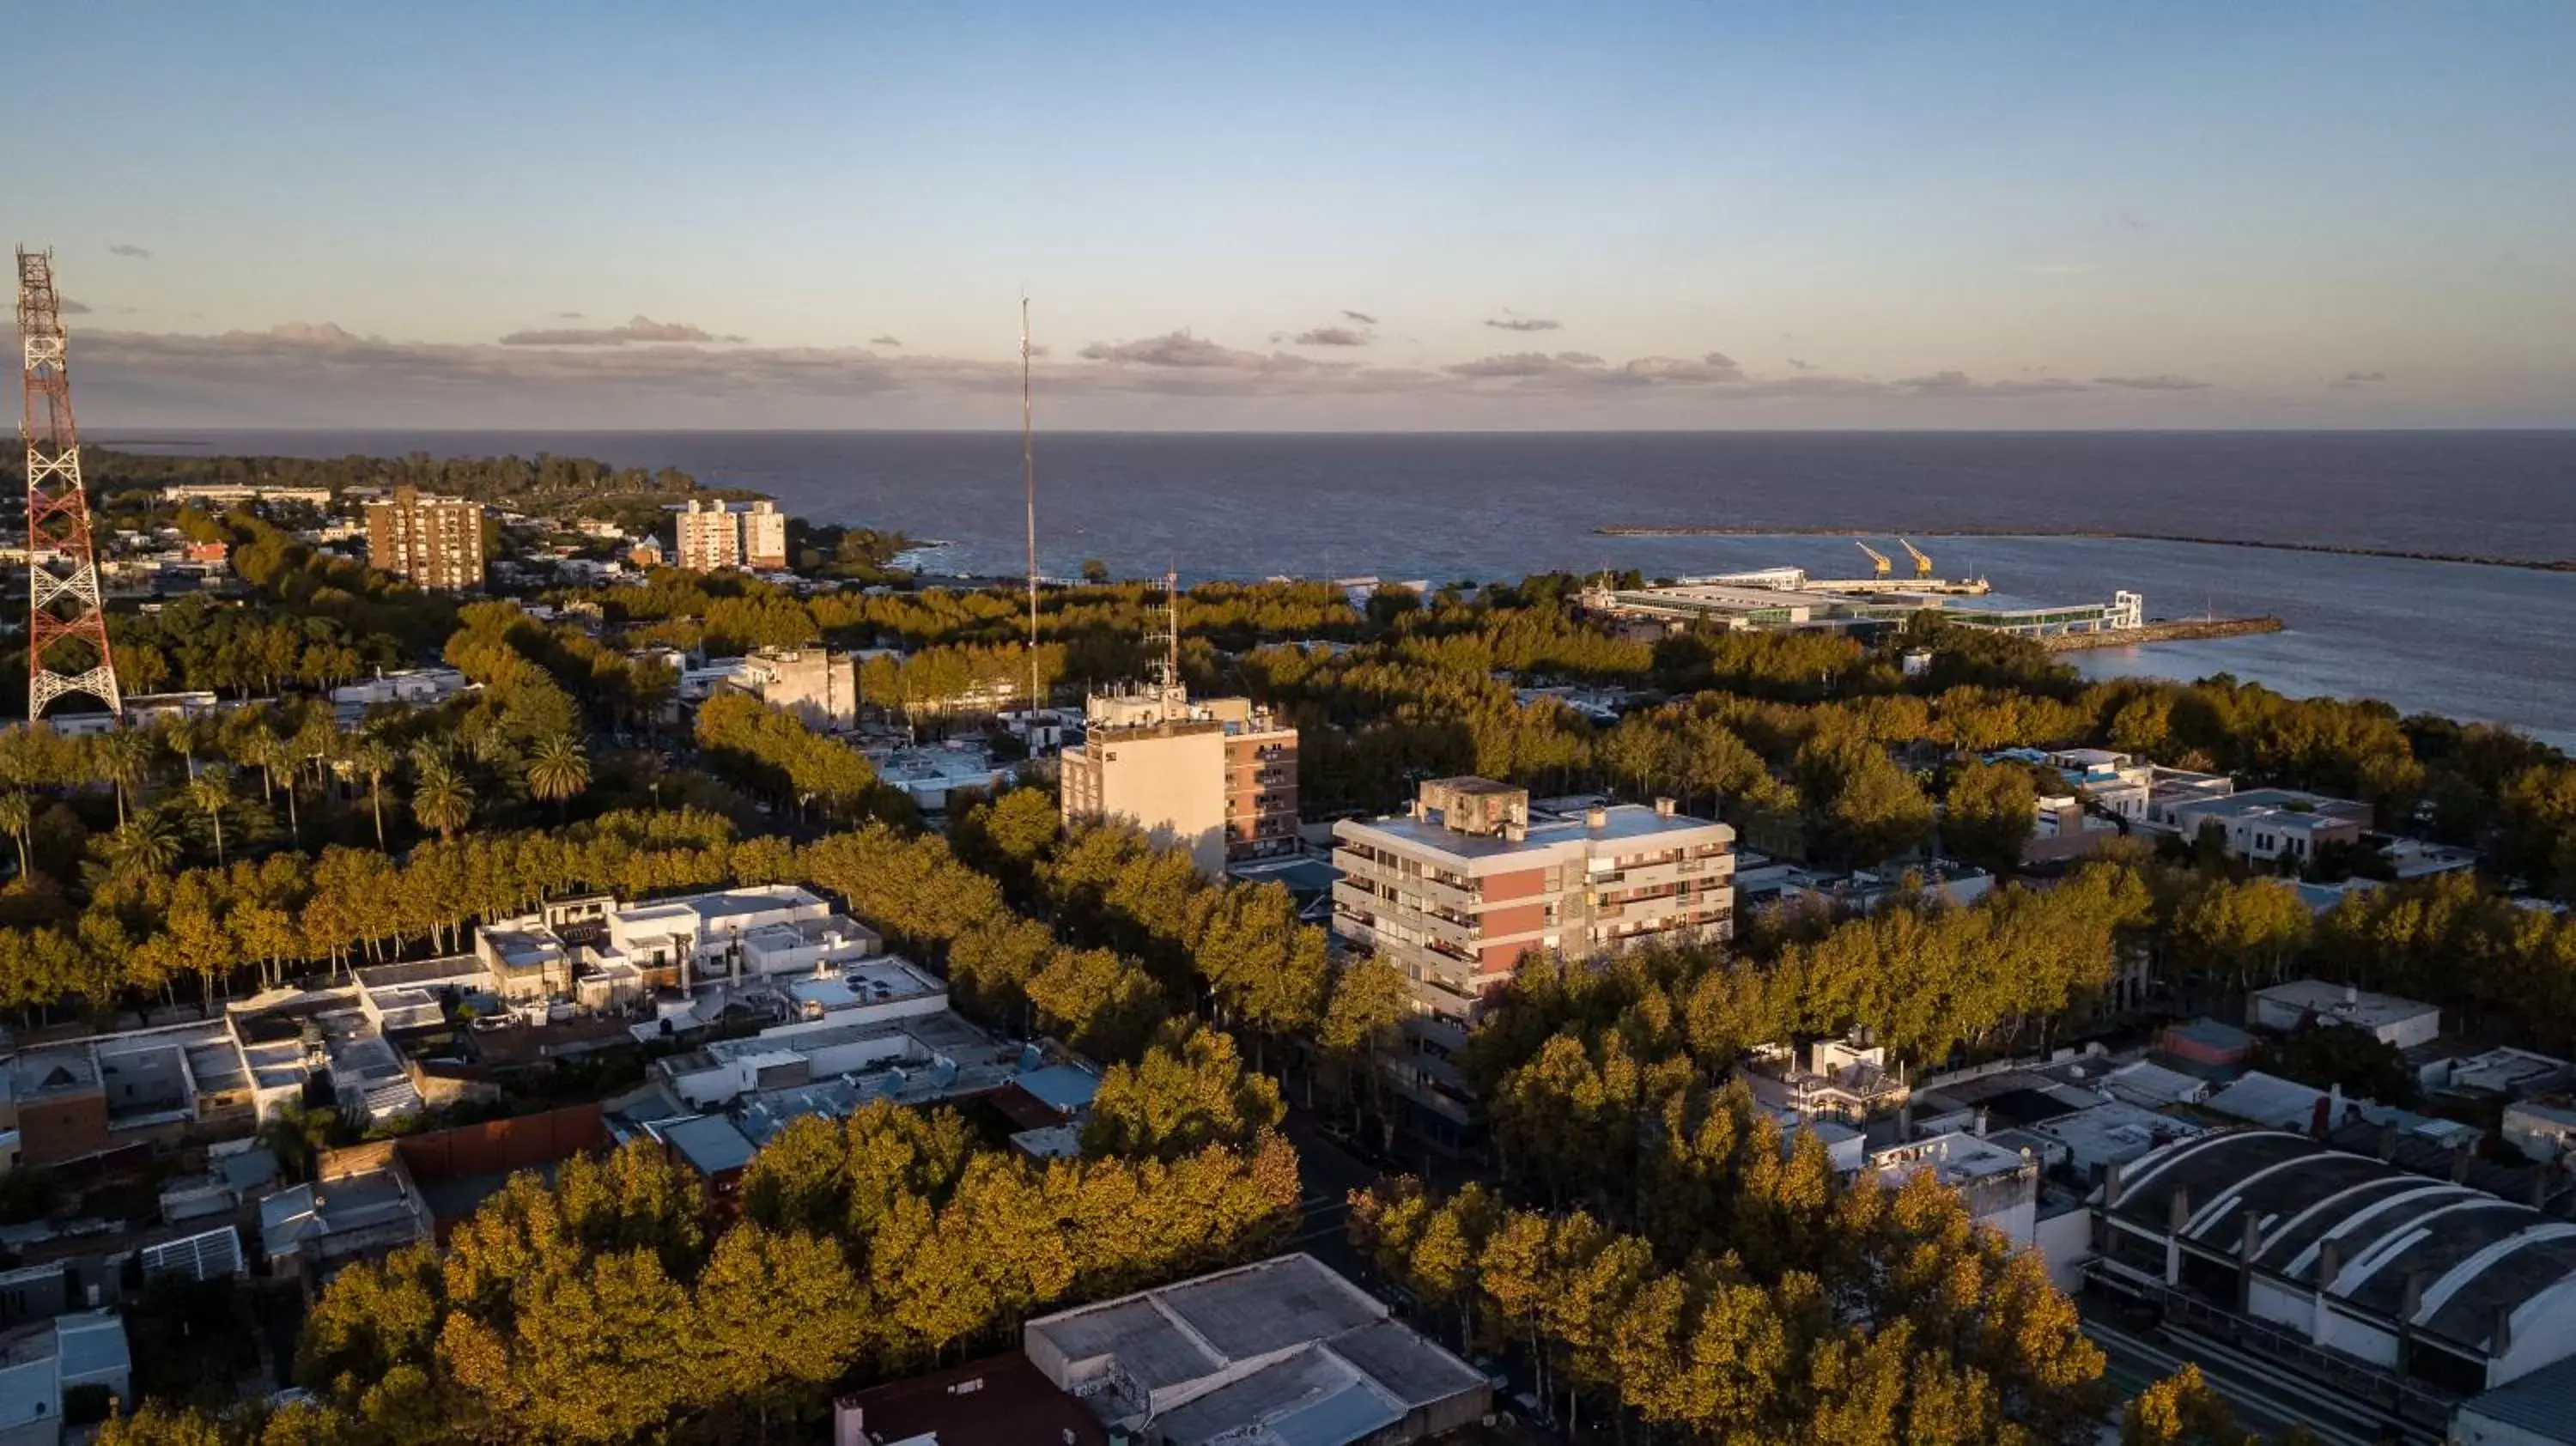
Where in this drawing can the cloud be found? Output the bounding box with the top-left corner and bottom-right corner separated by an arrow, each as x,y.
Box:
1894,370 -> 2089,398
1441,350 -> 1752,388
497,314 -> 743,346
1291,326 -> 1370,347
1485,315 -> 1561,332
1341,310 -> 1378,325
1619,352 -> 1744,384
2092,374 -> 2210,391
1077,330 -> 1327,373
106,244 -> 151,259
1445,352 -> 1587,379
870,335 -> 903,348
2330,369 -> 2388,389
59,298 -> 91,315
264,321 -> 370,347
1786,357 -> 1814,370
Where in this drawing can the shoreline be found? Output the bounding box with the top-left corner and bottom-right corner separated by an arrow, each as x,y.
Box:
1593,526 -> 2576,574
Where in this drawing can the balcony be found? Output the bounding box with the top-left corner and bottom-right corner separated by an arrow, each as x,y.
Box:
1337,851 -> 1479,914
1405,1007 -> 1474,1053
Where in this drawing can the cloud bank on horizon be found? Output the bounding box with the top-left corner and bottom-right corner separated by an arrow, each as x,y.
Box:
60,312 -> 2459,430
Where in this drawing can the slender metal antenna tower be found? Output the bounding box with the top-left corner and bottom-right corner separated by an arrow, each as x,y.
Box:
1020,296 -> 1040,719
17,248 -> 118,721
1149,566 -> 1183,720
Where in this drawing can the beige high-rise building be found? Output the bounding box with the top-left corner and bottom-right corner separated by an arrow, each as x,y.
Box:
1333,780 -> 1734,1143
737,647 -> 857,730
1058,691 -> 1299,877
674,498 -> 743,572
365,488 -> 485,590
741,500 -> 788,570
674,498 -> 790,573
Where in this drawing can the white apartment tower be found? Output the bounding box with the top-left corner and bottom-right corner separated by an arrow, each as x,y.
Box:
675,499 -> 743,572
741,500 -> 788,570
674,498 -> 790,573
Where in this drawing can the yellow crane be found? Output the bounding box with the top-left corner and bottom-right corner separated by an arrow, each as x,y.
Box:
1853,540 -> 1893,578
1898,537 -> 1935,579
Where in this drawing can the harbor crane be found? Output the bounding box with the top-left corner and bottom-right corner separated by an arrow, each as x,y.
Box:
1854,540 -> 1893,578
1898,537 -> 1935,579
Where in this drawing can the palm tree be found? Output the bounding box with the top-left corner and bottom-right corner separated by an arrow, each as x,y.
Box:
94,730 -> 154,828
246,729 -> 284,803
411,758 -> 474,842
255,732 -> 303,839
407,738 -> 447,780
0,791 -> 31,878
525,734 -> 591,819
349,739 -> 394,848
185,768 -> 234,867
99,811 -> 183,881
294,714 -> 341,793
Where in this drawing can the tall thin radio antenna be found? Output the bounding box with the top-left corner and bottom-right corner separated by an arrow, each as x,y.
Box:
1151,564 -> 1183,720
1021,295 -> 1040,720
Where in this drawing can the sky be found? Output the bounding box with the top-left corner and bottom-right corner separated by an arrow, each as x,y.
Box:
8,1 -> 2573,430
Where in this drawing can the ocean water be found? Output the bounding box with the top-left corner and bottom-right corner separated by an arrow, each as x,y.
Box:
117,430 -> 2576,747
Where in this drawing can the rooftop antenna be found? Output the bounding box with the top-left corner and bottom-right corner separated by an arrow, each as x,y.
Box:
1021,295 -> 1040,721
1150,563 -> 1184,720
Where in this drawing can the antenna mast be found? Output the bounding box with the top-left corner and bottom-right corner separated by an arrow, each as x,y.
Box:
1020,297 -> 1040,720
1151,566 -> 1184,720
17,248 -> 118,720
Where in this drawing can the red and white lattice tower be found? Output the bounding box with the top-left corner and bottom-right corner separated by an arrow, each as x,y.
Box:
17,247 -> 119,720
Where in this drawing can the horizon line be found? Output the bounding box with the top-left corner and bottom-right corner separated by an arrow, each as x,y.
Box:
85,424 -> 2576,440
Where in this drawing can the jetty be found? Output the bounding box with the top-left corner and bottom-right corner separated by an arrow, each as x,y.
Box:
1593,526 -> 2574,574
2040,616 -> 2281,652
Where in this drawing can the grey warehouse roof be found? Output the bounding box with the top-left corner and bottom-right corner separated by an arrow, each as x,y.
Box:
2111,1129 -> 2576,1358
1026,1253 -> 1487,1445
2458,1350 -> 2576,1441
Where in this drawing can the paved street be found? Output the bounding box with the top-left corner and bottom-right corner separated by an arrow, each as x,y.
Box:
1283,1105 -> 1384,1285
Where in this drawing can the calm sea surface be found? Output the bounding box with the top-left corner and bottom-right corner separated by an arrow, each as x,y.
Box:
119,431 -> 2576,748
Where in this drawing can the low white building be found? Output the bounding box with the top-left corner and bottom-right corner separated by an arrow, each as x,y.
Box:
257,1143 -> 434,1281
2383,837 -> 2482,880
869,742 -> 1017,812
1740,1036 -> 1911,1126
2155,787 -> 2372,866
0,1310 -> 130,1446
1747,863 -> 1992,916
594,885 -> 881,990
2422,1048 -> 2573,1103
676,656 -> 755,702
2203,1070 -> 2482,1151
329,666 -> 471,723
2248,979 -> 2442,1050
1024,1254 -> 1490,1446
2142,765 -> 2239,826
654,985 -> 987,1112
2503,1097 -> 2576,1163
1868,1130 -> 2040,1246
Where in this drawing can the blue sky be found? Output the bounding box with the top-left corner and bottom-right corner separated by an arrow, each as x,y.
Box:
10,1 -> 2573,428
